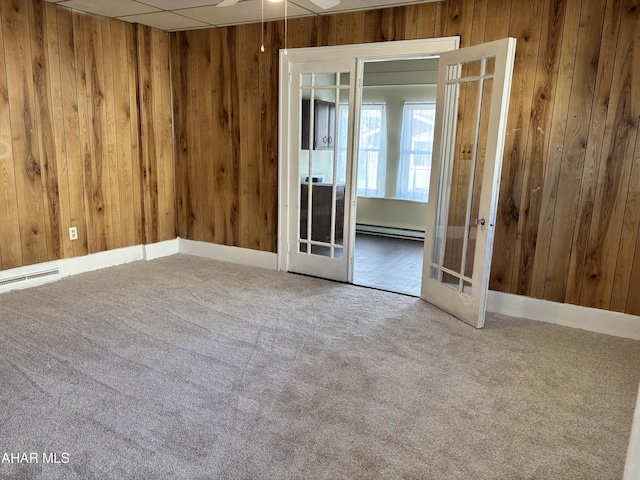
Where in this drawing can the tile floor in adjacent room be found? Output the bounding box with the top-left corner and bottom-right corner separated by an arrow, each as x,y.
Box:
353,233 -> 424,296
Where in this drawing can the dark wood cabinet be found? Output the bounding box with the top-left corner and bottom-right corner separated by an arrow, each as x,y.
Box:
301,99 -> 336,150
299,183 -> 345,242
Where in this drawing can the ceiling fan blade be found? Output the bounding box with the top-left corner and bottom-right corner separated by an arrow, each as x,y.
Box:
310,0 -> 340,9
217,0 -> 240,7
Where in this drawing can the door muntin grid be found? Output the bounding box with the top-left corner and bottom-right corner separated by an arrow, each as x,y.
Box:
298,71 -> 350,260
430,56 -> 496,296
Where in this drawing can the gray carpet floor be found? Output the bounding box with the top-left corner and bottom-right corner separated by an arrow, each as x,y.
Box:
0,254 -> 639,479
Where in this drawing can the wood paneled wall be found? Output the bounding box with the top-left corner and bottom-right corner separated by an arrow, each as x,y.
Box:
171,27 -> 277,251
171,0 -> 640,315
0,0 -> 175,272
137,24 -> 176,245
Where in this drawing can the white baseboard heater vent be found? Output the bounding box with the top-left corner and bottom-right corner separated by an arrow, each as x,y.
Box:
356,224 -> 425,241
0,268 -> 60,288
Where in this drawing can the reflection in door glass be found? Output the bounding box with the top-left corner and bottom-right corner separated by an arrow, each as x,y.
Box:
442,78 -> 480,279
464,78 -> 493,279
297,70 -> 349,260
431,55 -> 494,295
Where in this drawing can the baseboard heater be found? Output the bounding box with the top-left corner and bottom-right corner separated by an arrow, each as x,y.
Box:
0,268 -> 60,288
356,224 -> 425,241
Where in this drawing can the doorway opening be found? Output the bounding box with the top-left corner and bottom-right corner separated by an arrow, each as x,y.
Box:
351,58 -> 439,296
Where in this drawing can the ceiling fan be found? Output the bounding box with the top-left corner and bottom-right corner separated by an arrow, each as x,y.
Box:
217,0 -> 340,8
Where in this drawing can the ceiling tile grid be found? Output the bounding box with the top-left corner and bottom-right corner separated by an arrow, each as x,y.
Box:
43,0 -> 439,32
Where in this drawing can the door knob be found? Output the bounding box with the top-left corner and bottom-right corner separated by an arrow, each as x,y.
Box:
475,218 -> 485,226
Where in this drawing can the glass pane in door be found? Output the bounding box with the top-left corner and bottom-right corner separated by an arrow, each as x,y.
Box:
431,56 -> 495,296
297,71 -> 350,260
464,78 -> 493,277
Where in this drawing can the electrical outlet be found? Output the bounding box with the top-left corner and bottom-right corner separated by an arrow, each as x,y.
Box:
69,227 -> 78,241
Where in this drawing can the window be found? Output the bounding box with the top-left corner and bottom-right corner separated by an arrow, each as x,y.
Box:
357,103 -> 387,197
337,103 -> 387,197
396,102 -> 436,202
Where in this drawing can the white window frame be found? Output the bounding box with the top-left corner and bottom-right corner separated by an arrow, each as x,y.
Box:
396,101 -> 436,202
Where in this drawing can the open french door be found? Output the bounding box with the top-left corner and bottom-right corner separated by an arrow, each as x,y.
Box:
422,38 -> 516,328
286,59 -> 358,282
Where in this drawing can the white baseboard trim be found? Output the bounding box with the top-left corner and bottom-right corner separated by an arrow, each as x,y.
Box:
0,239 -> 276,295
0,240 -> 180,295
0,245 -> 143,294
356,224 -> 425,240
144,239 -> 179,260
488,291 -> 640,340
61,245 -> 143,277
177,238 -> 278,270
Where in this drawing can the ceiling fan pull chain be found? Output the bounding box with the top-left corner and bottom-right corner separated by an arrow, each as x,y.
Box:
284,0 -> 288,55
260,0 -> 265,53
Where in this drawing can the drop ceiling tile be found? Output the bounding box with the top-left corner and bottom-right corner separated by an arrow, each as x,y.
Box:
137,0 -> 220,10
178,0 -> 312,27
57,0 -> 160,17
291,0 -> 437,14
48,0 -> 443,31
118,11 -> 209,30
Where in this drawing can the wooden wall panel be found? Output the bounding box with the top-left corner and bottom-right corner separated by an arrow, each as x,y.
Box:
261,21 -> 283,252
0,0 -> 173,272
101,18 -> 123,250
565,0 -> 624,303
0,10 -> 21,271
71,10 -> 92,254
56,8 -> 88,258
240,24 -> 262,250
197,29 -> 215,244
482,0 -> 511,42
227,28 -> 241,248
490,0 -> 545,292
137,24 -> 176,245
513,0 -> 567,296
1,0 -> 48,266
528,0 -> 580,299
209,29 -> 226,245
126,25 -> 144,246
30,0 -> 62,262
43,2 -> 73,261
111,20 -> 137,248
188,29 -> 204,242
538,0 -> 606,303
172,31 -> 189,240
172,26 -> 269,250
578,0 -> 639,310
138,23 -> 157,244
83,14 -> 113,253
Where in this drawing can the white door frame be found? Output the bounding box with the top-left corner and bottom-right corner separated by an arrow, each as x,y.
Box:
278,37 -> 460,279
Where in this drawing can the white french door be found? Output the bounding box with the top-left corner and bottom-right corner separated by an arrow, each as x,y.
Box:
278,38 -> 461,285
285,59 -> 358,282
422,38 -> 516,328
